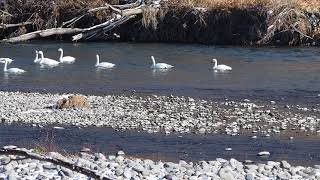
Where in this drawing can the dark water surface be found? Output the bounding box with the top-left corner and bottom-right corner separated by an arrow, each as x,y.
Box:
0,124 -> 319,166
0,42 -> 320,103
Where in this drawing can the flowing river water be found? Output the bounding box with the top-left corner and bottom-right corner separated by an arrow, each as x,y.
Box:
0,42 -> 319,103
0,42 -> 319,165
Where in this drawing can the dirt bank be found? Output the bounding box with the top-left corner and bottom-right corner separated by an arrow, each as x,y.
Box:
1,0 -> 320,46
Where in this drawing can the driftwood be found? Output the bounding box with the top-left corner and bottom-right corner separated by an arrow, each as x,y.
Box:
0,146 -> 112,180
1,28 -> 84,43
1,0 -> 146,43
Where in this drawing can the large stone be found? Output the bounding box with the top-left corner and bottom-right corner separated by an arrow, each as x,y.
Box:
0,157 -> 11,165
281,160 -> 291,169
219,167 -> 236,180
56,95 -> 90,109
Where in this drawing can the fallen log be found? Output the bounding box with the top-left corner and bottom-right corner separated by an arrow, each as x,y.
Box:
1,0 -> 147,43
1,28 -> 84,43
72,15 -> 137,41
0,146 -> 112,180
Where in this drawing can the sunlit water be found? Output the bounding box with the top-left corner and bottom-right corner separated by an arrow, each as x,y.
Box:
0,42 -> 319,103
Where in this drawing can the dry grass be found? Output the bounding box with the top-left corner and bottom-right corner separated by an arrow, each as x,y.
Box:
171,0 -> 320,12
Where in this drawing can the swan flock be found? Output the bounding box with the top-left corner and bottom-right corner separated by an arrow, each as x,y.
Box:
1,48 -> 233,74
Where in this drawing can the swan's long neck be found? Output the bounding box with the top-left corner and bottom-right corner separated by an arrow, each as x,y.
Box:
96,55 -> 100,66
3,60 -> 8,72
213,59 -> 217,67
35,52 -> 38,61
59,50 -> 63,62
40,53 -> 44,63
151,56 -> 156,66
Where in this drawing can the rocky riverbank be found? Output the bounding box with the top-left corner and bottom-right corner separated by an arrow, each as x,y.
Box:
0,91 -> 319,137
0,146 -> 319,179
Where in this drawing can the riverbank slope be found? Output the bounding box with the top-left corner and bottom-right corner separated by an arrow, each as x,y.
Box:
1,0 -> 320,45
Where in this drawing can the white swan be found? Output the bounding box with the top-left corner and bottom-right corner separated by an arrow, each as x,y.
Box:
95,55 -> 115,68
212,59 -> 232,71
150,56 -> 173,69
0,58 -> 13,64
0,58 -> 26,74
38,51 -> 60,67
34,50 -> 41,64
58,48 -> 76,64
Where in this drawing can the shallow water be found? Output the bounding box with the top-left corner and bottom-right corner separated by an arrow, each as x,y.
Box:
0,124 -> 319,166
0,42 -> 320,103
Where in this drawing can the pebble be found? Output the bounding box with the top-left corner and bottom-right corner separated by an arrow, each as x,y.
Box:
117,151 -> 125,156
257,151 -> 270,157
80,148 -> 91,153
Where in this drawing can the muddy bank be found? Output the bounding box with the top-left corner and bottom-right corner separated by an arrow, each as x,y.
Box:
119,7 -> 268,45
1,0 -> 320,45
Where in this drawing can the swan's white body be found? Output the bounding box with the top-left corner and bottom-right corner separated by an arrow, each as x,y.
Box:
34,50 -> 41,64
38,51 -> 60,66
95,55 -> 115,68
58,48 -> 76,64
0,58 -> 26,74
212,59 -> 232,71
150,56 -> 173,69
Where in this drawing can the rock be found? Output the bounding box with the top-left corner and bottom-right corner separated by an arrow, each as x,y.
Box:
258,151 -> 270,157
94,153 -> 106,161
53,126 -> 65,130
0,157 -> 11,165
80,147 -> 91,153
56,95 -> 90,109
198,128 -> 206,134
43,163 -> 56,169
117,151 -> 125,156
115,156 -> 124,163
245,173 -> 255,180
219,167 -> 236,180
0,173 -> 7,179
281,160 -> 291,169
229,158 -> 243,170
7,171 -> 18,180
115,168 -> 124,176
2,145 -> 17,150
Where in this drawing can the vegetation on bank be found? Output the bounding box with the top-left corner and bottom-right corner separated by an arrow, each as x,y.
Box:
0,0 -> 320,45
173,0 -> 320,12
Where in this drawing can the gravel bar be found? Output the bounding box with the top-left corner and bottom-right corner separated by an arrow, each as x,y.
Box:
0,91 -> 319,136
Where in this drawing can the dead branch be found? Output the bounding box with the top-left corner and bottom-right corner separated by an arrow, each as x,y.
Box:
1,0 -> 148,43
1,28 -> 84,43
72,15 -> 137,41
0,22 -> 32,29
0,146 -> 111,180
113,0 -> 141,10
